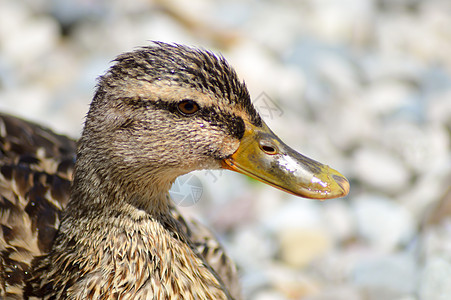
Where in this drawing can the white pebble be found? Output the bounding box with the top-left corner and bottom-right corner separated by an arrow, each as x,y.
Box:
420,257 -> 451,300
352,195 -> 415,251
352,147 -> 410,194
353,253 -> 418,296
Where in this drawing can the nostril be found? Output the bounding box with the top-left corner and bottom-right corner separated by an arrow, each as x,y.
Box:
261,145 -> 276,153
259,141 -> 278,155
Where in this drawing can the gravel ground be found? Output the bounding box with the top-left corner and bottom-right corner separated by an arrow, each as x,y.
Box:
1,0 -> 451,299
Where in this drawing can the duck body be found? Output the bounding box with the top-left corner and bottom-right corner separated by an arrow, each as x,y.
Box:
0,113 -> 75,298
29,207 -> 230,299
1,42 -> 349,299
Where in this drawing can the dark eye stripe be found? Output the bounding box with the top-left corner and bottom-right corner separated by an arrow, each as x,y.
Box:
195,108 -> 245,140
123,97 -> 245,140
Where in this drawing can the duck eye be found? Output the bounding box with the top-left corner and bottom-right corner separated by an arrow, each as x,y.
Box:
177,100 -> 199,115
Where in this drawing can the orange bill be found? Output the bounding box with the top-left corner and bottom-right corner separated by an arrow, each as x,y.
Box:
221,121 -> 349,199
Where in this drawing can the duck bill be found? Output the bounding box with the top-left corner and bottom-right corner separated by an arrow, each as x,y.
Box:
221,121 -> 349,200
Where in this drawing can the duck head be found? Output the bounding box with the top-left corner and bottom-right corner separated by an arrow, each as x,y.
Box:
76,42 -> 349,212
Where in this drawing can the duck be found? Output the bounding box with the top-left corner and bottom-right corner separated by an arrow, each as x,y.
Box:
0,42 -> 349,299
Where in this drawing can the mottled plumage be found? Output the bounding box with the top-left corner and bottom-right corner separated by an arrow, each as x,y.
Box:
0,114 -> 74,298
0,42 -> 349,299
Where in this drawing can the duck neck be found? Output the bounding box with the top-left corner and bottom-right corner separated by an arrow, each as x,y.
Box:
67,153 -> 175,221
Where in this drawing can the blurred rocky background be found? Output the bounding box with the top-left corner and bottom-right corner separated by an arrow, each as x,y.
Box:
1,0 -> 450,299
